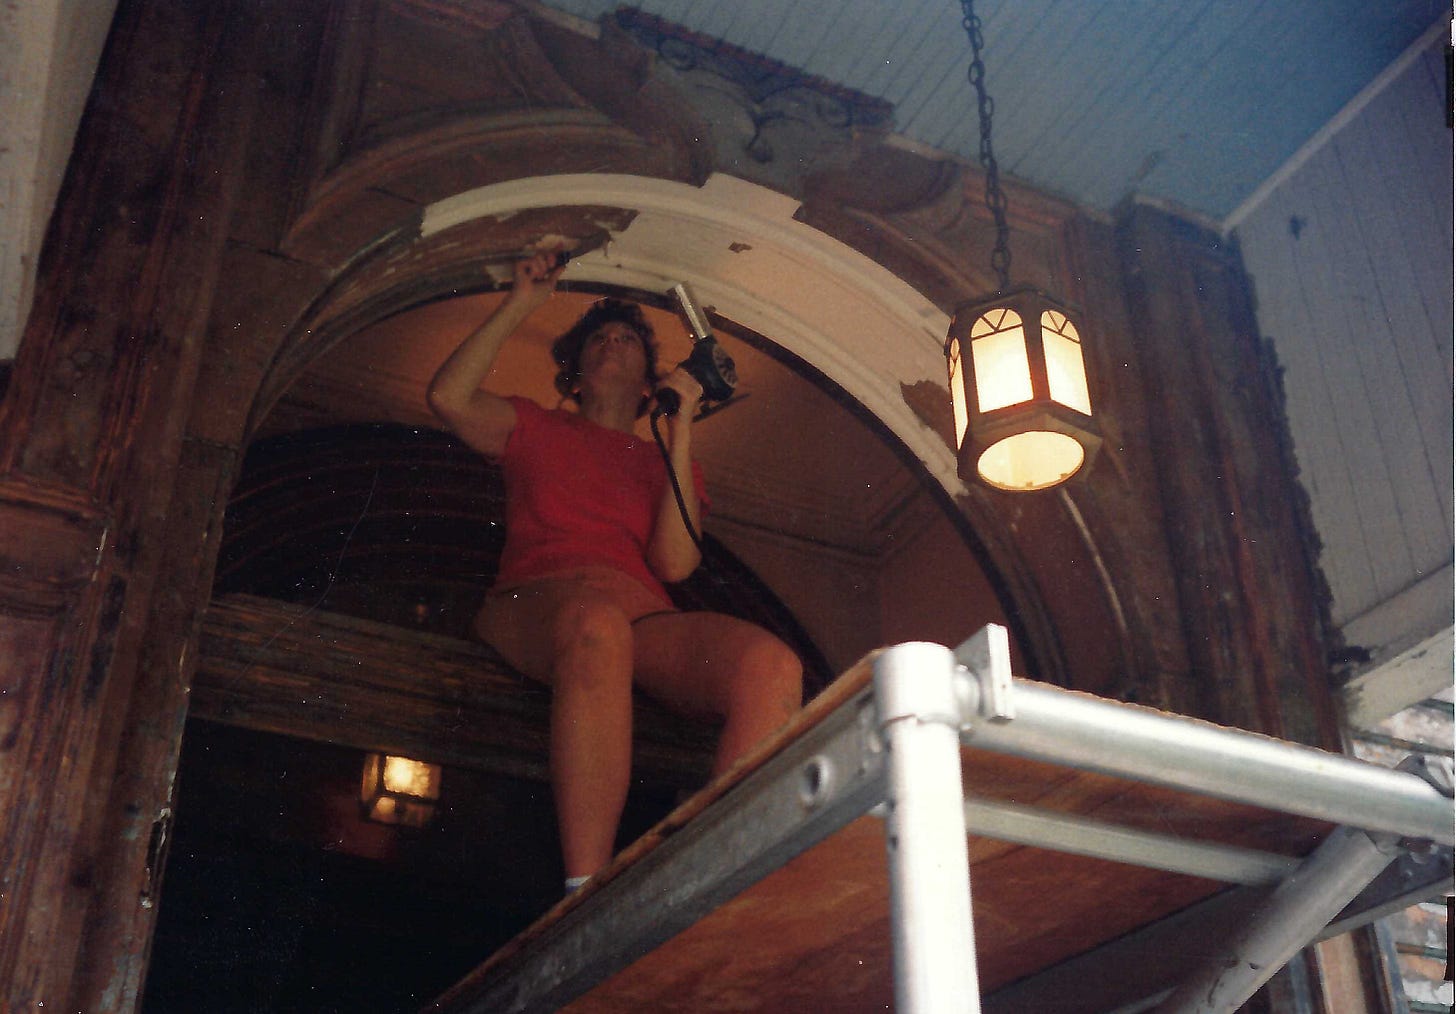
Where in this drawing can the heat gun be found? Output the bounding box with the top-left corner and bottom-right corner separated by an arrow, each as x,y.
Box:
656,282 -> 737,415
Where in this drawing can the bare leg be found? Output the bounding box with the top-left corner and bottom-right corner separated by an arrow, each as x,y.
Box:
475,572 -> 662,879
631,612 -> 803,774
474,571 -> 802,879
545,598 -> 635,877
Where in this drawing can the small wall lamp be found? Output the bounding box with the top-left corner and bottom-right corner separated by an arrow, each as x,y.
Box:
360,753 -> 442,828
947,287 -> 1100,491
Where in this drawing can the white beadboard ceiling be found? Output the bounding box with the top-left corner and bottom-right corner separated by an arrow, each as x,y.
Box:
546,0 -> 1445,220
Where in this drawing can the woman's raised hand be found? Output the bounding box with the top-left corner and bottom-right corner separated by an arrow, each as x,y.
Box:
506,247 -> 566,312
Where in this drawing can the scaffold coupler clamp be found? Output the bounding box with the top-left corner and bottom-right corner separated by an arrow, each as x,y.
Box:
868,641 -> 965,820
874,642 -> 964,734
951,623 -> 1016,726
1393,754 -> 1454,858
1397,754 -> 1455,797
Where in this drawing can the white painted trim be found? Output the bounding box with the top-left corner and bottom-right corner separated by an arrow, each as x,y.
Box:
1342,561 -> 1456,659
1342,625 -> 1455,728
1224,20 -> 1449,232
421,172 -> 968,500
421,174 -> 944,338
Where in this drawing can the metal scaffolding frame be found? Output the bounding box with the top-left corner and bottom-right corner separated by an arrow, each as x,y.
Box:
428,626 -> 1455,1014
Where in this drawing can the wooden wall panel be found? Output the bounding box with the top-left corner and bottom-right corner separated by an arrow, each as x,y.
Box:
0,0 -> 259,1007
69,437 -> 240,1011
1235,38 -> 1453,653
1118,203 -> 1338,747
0,610 -> 72,887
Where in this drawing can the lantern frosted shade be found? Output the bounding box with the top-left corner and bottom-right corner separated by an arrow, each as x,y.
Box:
947,290 -> 1100,491
361,753 -> 441,828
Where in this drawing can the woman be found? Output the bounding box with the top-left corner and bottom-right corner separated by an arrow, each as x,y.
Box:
428,249 -> 803,891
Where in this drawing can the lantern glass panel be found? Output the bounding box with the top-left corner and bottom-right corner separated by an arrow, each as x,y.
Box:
1041,310 -> 1091,415
948,339 -> 969,448
361,753 -> 442,828
367,795 -> 433,828
977,430 -> 1086,491
970,308 -> 1032,412
383,755 -> 440,798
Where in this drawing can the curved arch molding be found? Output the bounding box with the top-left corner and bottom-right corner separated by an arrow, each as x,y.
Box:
421,172 -> 967,503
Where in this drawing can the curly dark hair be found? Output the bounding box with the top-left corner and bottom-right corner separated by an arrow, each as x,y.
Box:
550,298 -> 660,416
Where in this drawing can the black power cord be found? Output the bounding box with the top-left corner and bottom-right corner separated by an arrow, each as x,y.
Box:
649,407 -> 707,556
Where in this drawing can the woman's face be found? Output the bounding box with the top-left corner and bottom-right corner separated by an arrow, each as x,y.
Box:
579,322 -> 649,389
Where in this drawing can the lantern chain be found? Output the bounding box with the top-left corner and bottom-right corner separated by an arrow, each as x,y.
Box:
960,0 -> 1011,293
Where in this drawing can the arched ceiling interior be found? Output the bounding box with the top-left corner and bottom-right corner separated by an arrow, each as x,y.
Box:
266,278 -> 921,563
263,175 -> 1011,672
268,169 -> 965,544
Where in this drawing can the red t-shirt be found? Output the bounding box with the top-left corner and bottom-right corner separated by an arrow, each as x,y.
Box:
494,397 -> 708,605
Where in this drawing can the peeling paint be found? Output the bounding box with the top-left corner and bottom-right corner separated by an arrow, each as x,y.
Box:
899,379 -> 955,453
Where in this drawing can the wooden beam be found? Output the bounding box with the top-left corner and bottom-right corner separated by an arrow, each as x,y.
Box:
191,594 -> 716,789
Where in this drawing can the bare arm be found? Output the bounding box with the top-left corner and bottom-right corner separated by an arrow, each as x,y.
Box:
646,369 -> 706,583
427,251 -> 562,458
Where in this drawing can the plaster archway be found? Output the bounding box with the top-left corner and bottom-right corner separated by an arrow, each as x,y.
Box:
419,172 -> 966,503
241,168 -> 1094,690
248,170 -> 1082,686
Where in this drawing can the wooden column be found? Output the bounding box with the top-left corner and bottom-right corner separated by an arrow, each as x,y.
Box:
0,0 -> 258,1008
1116,201 -> 1338,748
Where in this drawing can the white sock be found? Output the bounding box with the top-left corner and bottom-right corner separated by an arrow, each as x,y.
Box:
565,875 -> 590,894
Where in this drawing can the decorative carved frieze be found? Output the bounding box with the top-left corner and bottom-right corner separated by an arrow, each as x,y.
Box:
609,8 -> 893,196
283,4 -> 714,264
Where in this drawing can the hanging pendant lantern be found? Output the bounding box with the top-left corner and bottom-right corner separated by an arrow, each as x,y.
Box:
947,287 -> 1100,491
947,0 -> 1101,492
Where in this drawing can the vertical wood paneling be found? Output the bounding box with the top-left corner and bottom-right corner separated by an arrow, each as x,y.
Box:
729,3 -> 794,57
1301,147 -> 1422,591
856,0 -> 937,97
1384,48 -> 1455,379
1329,127 -> 1453,554
1236,37 -> 1453,638
1266,171 -> 1387,604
